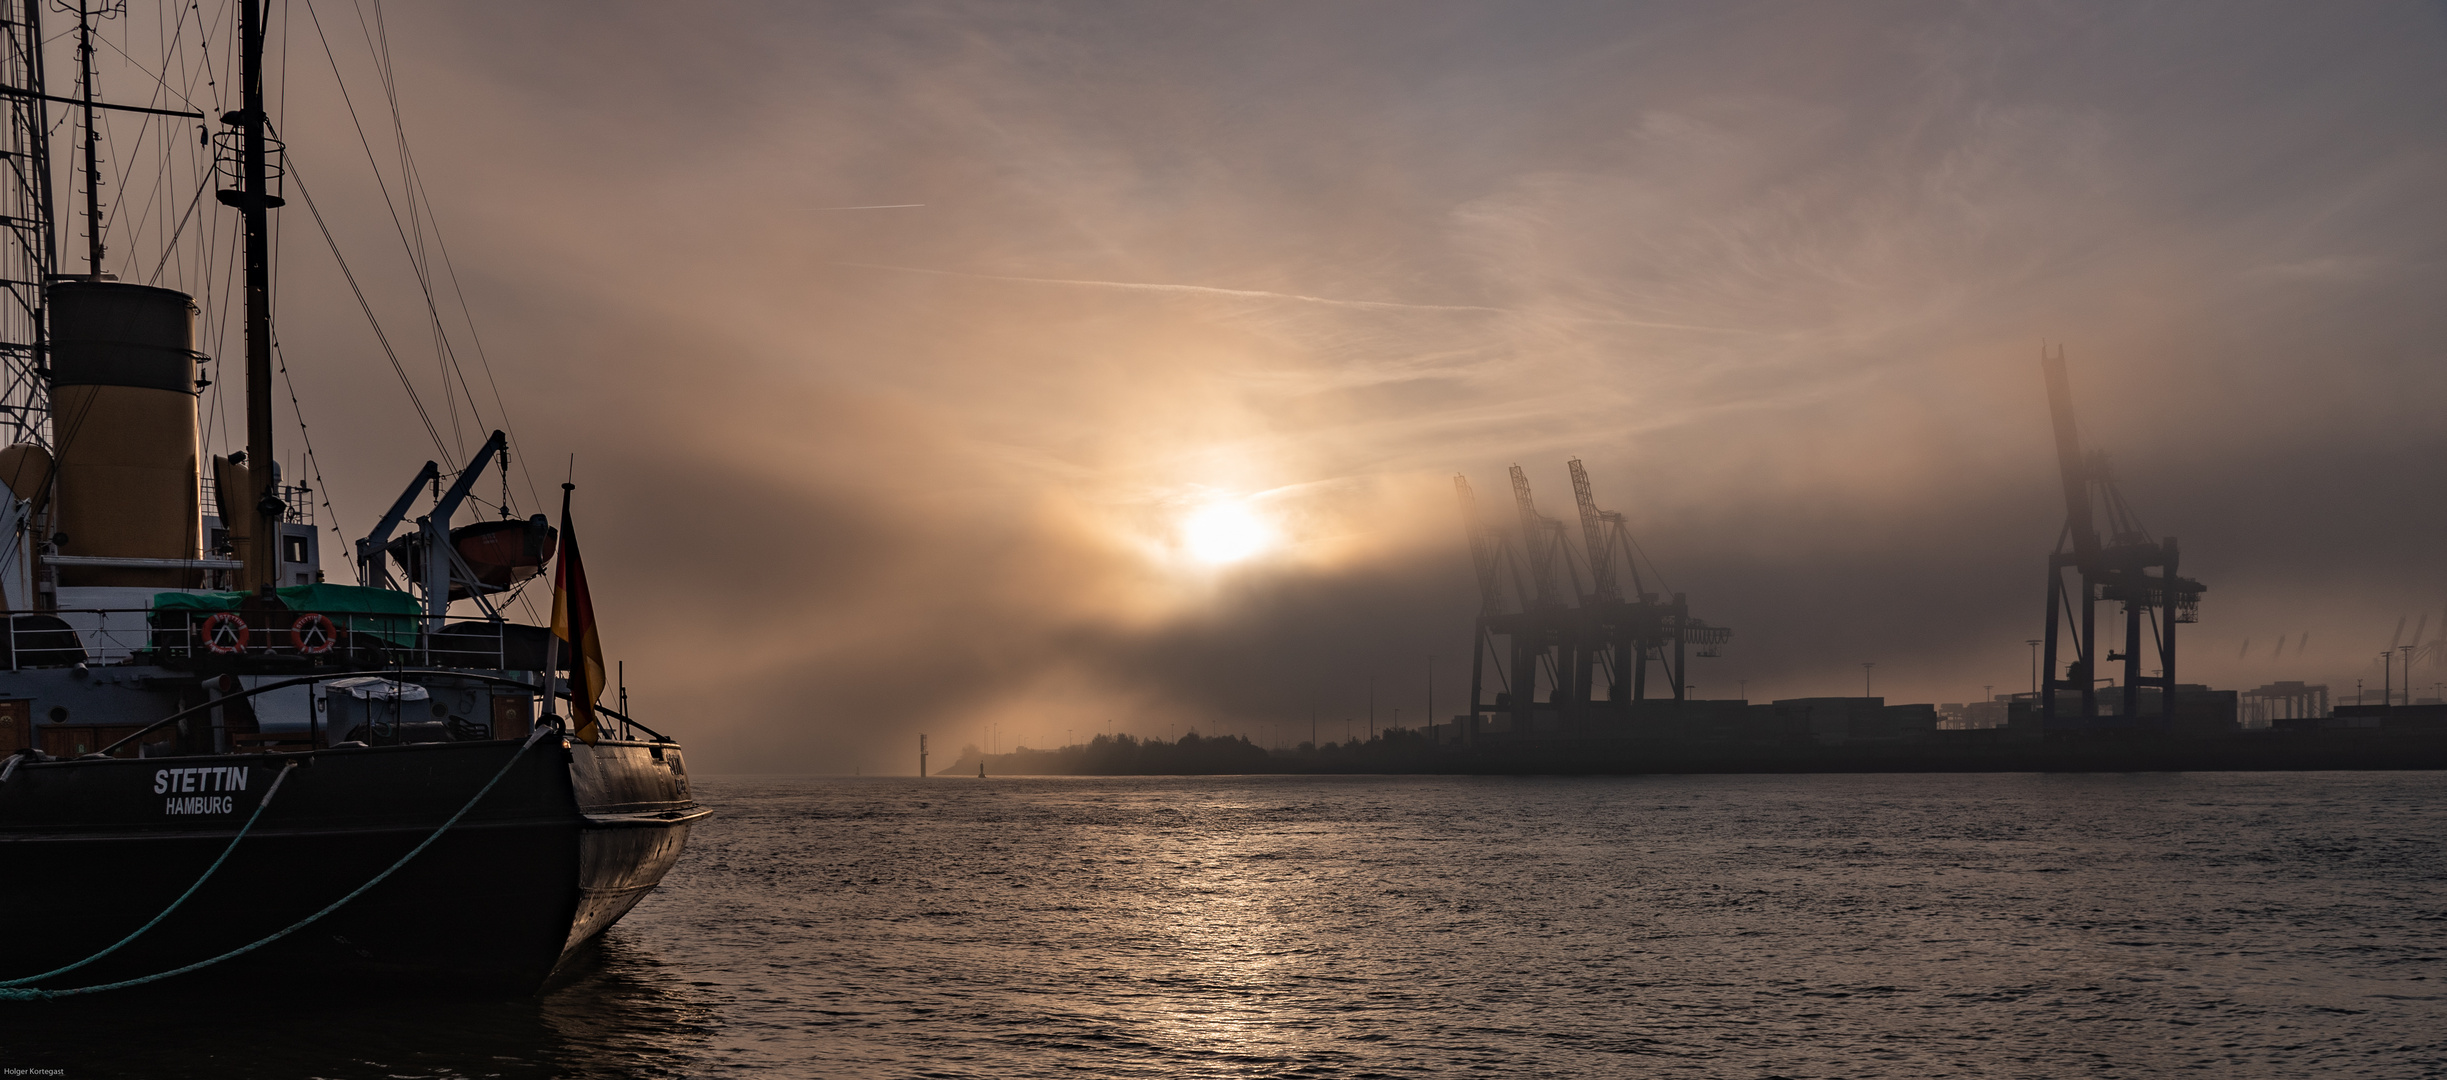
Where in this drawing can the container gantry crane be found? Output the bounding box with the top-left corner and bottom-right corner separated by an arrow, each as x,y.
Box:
1454,461 -> 1730,742
2038,346 -> 2205,726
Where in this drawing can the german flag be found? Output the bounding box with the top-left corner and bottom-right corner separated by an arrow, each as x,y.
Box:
551,482 -> 608,744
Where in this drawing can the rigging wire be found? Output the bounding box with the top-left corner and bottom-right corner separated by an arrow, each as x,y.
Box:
411,183 -> 542,514
351,0 -> 454,455
300,0 -> 485,457
1623,533 -> 1675,599
411,243 -> 537,511
89,3 -> 209,273
306,0 -> 541,517
272,333 -> 346,546
207,177 -> 240,458
365,0 -> 540,513
192,0 -> 233,454
259,0 -> 340,546
282,153 -> 452,461
143,169 -> 209,283
92,24 -> 202,111
48,0 -> 541,591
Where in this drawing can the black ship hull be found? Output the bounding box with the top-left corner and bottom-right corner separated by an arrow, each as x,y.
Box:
0,737 -> 703,995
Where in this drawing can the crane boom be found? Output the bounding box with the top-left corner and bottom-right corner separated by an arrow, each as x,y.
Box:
2035,345 -> 2205,728
1567,459 -> 1617,602
1454,475 -> 1501,615
2040,346 -> 2099,563
358,460 -> 442,586
1508,465 -> 1557,607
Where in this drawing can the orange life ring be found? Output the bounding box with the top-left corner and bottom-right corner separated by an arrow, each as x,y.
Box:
290,613 -> 339,655
201,612 -> 250,655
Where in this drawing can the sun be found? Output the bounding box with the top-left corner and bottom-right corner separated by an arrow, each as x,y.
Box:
1181,501 -> 1273,565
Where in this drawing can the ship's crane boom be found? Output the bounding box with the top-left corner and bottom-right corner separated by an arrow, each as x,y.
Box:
355,430 -> 509,627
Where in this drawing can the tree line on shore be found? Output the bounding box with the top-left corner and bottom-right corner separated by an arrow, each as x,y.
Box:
952,728 -> 1447,776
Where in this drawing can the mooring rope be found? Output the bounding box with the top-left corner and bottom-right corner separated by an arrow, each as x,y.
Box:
0,762 -> 297,989
0,727 -> 551,1001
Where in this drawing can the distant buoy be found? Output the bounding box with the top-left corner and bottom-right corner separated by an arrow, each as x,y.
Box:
978,763 -> 985,778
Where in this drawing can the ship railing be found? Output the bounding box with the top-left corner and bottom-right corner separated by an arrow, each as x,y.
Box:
2,607 -> 534,672
197,476 -> 315,525
7,609 -> 666,748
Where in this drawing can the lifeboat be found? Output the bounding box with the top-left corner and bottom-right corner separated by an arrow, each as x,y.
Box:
449,515 -> 558,598
389,515 -> 558,600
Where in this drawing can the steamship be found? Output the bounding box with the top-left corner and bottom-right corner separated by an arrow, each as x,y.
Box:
0,2 -> 703,993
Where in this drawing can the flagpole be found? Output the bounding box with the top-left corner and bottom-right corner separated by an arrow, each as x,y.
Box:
540,634 -> 561,726
550,478 -> 606,744
540,482 -> 571,729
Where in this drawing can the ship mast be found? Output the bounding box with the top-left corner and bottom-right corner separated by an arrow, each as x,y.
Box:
72,0 -> 99,275
0,0 -> 59,451
221,0 -> 280,592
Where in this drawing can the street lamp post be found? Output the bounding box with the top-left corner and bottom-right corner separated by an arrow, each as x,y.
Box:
2026,640 -> 2042,695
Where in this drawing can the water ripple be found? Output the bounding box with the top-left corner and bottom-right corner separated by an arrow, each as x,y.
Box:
6,773 -> 2442,1077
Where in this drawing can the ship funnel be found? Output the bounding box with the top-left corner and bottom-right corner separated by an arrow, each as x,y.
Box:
47,281 -> 201,588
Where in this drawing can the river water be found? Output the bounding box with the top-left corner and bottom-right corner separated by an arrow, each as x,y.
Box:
7,773 -> 2443,1077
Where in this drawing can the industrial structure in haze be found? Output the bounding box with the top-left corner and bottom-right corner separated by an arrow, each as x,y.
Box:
1452,460 -> 1729,742
2037,347 -> 2212,729
1361,349 -> 2447,773
2241,682 -> 2330,726
1399,351 -> 2447,770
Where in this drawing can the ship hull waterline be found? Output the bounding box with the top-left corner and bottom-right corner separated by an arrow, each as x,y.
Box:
0,737 -> 703,995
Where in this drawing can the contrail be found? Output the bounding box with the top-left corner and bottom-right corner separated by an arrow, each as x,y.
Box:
807,204 -> 927,211
836,262 -> 1761,334
836,262 -> 1507,314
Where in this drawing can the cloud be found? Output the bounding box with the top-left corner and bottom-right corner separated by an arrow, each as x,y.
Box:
834,262 -> 1515,315
83,1 -> 2447,769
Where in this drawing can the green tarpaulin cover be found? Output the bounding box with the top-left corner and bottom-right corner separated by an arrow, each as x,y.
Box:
150,584 -> 422,645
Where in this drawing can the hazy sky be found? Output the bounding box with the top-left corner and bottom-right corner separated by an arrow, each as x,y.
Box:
80,1 -> 2447,770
